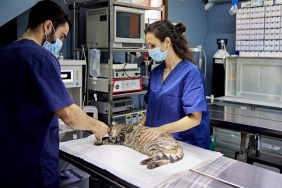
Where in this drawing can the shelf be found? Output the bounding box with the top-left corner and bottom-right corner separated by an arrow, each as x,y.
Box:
82,0 -> 164,124
112,108 -> 146,117
227,56 -> 282,60
77,47 -> 200,53
113,90 -> 147,98
73,0 -> 108,7
96,90 -> 147,98
74,48 -> 147,53
101,48 -> 148,52
113,1 -> 163,11
73,0 -> 163,11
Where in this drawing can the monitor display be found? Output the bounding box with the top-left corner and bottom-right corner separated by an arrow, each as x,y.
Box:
116,12 -> 140,39
86,6 -> 145,48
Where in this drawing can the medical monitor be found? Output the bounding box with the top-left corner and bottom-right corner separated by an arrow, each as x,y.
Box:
87,6 -> 145,48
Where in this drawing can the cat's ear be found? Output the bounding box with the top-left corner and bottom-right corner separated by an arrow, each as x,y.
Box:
112,121 -> 117,126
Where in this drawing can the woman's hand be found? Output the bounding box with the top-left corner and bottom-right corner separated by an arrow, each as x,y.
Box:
139,127 -> 165,145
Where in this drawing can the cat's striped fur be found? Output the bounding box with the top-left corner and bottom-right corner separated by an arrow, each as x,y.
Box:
95,123 -> 184,169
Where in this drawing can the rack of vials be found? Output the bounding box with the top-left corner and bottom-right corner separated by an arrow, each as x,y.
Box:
236,3 -> 282,57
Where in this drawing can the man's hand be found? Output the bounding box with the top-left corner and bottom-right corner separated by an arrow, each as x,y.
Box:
92,120 -> 110,140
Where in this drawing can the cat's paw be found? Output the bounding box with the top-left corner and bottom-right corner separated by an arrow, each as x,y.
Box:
147,162 -> 158,169
94,140 -> 103,145
140,160 -> 147,165
95,137 -> 110,145
140,158 -> 151,165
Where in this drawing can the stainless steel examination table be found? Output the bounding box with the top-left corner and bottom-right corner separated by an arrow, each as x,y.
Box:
59,103 -> 282,188
60,142 -> 282,188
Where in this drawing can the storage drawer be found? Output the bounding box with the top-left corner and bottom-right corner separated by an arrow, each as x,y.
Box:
261,137 -> 282,156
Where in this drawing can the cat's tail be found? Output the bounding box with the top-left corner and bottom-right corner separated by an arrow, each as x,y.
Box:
167,145 -> 184,163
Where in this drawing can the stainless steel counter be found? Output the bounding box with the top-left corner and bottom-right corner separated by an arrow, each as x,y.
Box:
215,96 -> 282,109
209,103 -> 282,121
209,104 -> 282,139
209,103 -> 282,174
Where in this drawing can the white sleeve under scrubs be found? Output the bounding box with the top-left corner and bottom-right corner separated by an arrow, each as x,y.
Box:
144,60 -> 210,149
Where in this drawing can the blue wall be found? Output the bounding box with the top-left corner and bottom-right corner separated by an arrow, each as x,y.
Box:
168,0 -> 207,48
168,0 -> 236,95
0,0 -> 39,27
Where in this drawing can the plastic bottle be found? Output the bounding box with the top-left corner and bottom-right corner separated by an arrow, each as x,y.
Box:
89,48 -> 100,78
59,53 -> 64,60
210,135 -> 216,151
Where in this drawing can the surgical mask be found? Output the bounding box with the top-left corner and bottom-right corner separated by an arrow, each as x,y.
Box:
148,44 -> 168,62
43,24 -> 63,55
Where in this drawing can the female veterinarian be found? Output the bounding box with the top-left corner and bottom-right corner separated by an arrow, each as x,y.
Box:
139,20 -> 210,150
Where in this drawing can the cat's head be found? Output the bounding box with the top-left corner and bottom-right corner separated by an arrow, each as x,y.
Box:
107,122 -> 134,143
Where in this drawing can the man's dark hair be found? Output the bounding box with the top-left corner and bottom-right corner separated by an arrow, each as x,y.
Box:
27,0 -> 72,30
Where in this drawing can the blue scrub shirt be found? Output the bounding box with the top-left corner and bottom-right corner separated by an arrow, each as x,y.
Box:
0,39 -> 73,187
145,60 -> 210,149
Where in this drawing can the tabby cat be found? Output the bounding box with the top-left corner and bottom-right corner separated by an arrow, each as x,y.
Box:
94,122 -> 184,169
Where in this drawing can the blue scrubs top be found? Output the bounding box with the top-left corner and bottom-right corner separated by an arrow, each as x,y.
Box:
144,60 -> 210,149
0,39 -> 73,187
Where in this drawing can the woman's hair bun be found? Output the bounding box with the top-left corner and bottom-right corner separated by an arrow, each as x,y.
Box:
174,23 -> 186,34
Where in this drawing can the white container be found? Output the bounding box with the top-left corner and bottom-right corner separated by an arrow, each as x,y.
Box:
225,57 -> 282,103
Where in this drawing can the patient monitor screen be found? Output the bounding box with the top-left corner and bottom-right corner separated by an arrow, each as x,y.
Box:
116,12 -> 140,39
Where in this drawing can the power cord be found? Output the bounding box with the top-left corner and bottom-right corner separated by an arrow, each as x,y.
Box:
123,63 -> 141,79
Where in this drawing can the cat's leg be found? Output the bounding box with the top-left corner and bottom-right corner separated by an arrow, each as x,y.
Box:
141,153 -> 173,168
94,137 -> 110,145
140,154 -> 163,165
140,157 -> 154,165
147,159 -> 170,169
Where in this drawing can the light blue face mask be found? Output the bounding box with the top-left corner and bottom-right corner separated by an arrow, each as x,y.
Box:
43,24 -> 63,55
148,44 -> 168,62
